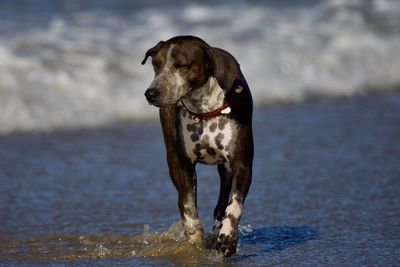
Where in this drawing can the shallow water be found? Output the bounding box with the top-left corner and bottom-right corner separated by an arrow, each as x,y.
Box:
1,92 -> 400,266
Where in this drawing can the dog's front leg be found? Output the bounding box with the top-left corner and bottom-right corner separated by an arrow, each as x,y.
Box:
175,169 -> 204,244
160,107 -> 204,244
216,164 -> 252,257
167,144 -> 204,245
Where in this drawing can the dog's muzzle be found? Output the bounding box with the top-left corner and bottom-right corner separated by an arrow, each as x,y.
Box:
144,87 -> 160,104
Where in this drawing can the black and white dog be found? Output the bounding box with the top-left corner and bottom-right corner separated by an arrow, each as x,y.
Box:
142,36 -> 253,257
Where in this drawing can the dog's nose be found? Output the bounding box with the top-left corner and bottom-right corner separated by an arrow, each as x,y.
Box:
145,88 -> 160,103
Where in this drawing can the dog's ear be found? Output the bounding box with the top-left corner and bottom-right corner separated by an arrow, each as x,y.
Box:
141,41 -> 165,65
205,47 -> 239,90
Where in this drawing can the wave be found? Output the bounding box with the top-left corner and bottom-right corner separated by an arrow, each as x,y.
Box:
1,0 -> 400,134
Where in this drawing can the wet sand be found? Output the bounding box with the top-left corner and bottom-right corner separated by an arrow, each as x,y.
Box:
0,92 -> 399,266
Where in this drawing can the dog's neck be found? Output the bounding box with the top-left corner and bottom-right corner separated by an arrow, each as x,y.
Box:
181,77 -> 225,114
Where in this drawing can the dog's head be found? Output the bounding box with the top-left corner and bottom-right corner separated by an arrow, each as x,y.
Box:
142,36 -> 239,107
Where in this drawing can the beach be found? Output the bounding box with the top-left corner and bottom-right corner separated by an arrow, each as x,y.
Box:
1,91 -> 399,266
1,0 -> 400,265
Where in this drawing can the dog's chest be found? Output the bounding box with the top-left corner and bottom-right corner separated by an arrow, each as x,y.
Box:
179,109 -> 235,165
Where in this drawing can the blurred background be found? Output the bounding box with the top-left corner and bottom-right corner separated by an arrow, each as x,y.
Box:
1,0 -> 400,134
1,1 -> 400,265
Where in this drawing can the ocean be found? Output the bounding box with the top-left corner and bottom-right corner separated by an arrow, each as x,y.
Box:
1,0 -> 400,266
1,0 -> 400,134
1,92 -> 399,265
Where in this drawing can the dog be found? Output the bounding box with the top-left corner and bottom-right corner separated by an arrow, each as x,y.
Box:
142,36 -> 253,257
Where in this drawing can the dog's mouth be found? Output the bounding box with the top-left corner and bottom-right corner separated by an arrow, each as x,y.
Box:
144,87 -> 188,108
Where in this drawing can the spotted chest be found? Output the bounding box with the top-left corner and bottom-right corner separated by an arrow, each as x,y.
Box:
179,108 -> 236,165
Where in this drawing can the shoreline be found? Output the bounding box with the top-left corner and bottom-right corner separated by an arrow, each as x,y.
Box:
1,89 -> 399,137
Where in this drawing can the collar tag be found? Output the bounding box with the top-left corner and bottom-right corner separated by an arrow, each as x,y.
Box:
220,107 -> 231,114
234,85 -> 243,93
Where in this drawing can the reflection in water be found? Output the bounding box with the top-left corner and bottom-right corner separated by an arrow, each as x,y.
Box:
240,225 -> 319,254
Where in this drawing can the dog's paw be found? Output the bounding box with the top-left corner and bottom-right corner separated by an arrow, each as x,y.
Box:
184,220 -> 204,245
215,233 -> 237,257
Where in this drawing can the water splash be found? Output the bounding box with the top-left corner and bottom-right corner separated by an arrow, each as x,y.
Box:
94,244 -> 111,258
0,222 -> 224,264
238,224 -> 254,237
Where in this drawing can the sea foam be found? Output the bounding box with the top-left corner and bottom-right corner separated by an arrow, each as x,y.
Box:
0,0 -> 399,133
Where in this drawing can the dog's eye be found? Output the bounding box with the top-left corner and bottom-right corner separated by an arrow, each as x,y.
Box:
174,63 -> 192,69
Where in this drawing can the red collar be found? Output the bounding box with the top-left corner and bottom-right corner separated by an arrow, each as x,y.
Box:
181,101 -> 230,121
180,74 -> 241,121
